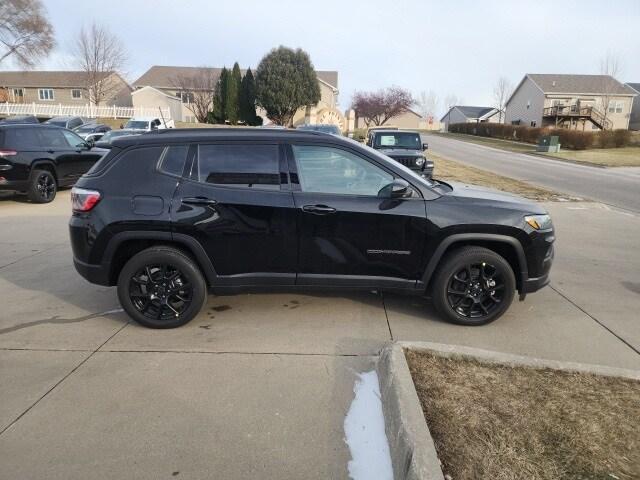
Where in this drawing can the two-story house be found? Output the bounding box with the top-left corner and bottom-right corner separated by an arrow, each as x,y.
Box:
131,65 -> 340,125
0,71 -> 132,107
505,74 -> 637,130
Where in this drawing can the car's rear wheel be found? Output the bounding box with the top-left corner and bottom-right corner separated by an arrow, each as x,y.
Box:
117,247 -> 207,328
27,169 -> 57,203
432,246 -> 515,326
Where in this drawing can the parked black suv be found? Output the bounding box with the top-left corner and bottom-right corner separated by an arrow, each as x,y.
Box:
0,124 -> 107,202
366,129 -> 433,178
70,128 -> 554,328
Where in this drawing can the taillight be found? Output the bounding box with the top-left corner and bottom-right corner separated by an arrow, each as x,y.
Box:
71,187 -> 101,212
0,149 -> 17,157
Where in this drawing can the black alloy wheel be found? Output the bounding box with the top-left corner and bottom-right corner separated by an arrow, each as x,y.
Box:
117,247 -> 207,328
432,246 -> 515,326
28,170 -> 57,203
446,262 -> 505,319
129,264 -> 193,321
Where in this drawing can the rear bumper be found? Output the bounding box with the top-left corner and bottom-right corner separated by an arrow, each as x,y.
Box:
73,257 -> 111,286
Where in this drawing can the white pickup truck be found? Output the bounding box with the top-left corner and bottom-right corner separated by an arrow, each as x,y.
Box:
124,117 -> 175,131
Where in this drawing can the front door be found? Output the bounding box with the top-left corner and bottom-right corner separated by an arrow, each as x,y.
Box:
171,142 -> 297,286
288,143 -> 427,288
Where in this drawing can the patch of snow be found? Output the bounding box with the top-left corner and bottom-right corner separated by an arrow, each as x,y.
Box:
343,370 -> 393,480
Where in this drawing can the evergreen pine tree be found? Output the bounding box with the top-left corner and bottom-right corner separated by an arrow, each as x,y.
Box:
211,67 -> 228,124
225,62 -> 242,124
239,67 -> 258,125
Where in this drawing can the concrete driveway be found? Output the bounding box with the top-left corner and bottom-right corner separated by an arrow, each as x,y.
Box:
1,191 -> 639,479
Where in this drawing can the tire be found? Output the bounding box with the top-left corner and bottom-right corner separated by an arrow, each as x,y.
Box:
117,246 -> 207,329
431,246 -> 515,326
27,169 -> 57,203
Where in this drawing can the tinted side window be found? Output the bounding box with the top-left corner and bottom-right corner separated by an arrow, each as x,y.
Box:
159,145 -> 189,176
61,130 -> 85,148
4,127 -> 40,149
37,129 -> 68,149
195,144 -> 280,190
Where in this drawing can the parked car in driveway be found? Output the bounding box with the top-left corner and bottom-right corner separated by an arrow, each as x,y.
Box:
69,128 -> 554,328
367,129 -> 433,178
94,129 -> 142,148
45,116 -> 86,130
296,124 -> 342,135
0,124 -> 107,203
74,123 -> 112,143
0,115 -> 40,125
124,117 -> 169,132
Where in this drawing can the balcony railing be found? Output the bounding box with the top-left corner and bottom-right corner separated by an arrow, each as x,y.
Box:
543,105 -> 612,130
0,102 -> 172,120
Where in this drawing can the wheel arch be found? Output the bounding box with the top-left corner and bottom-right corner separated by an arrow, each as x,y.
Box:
30,160 -> 58,183
422,234 -> 528,292
103,231 -> 217,286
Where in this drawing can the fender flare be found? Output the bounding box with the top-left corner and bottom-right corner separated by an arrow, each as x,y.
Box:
102,231 -> 218,285
30,159 -> 58,182
421,233 -> 528,288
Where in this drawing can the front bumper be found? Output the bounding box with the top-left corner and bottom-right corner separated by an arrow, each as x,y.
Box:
0,178 -> 29,192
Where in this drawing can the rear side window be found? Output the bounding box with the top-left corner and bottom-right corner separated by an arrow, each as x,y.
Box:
3,127 -> 40,149
159,145 -> 189,176
194,144 -> 280,190
37,128 -> 68,149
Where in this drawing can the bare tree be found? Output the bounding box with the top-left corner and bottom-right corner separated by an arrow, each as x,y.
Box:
0,0 -> 54,68
352,86 -> 414,126
73,23 -> 127,105
443,94 -> 461,112
493,77 -> 513,123
416,90 -> 439,122
170,68 -> 215,123
598,52 -> 622,129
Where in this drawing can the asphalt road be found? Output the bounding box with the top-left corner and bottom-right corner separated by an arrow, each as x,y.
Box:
424,133 -> 640,212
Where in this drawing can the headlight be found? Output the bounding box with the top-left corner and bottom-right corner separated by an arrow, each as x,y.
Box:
525,214 -> 552,230
415,157 -> 425,166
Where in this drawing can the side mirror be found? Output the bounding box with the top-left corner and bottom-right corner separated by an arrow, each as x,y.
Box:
422,143 -> 429,150
85,139 -> 95,149
378,178 -> 409,198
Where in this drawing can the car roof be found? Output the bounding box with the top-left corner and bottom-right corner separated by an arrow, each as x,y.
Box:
111,128 -> 347,147
372,129 -> 421,134
0,123 -> 64,130
48,116 -> 81,120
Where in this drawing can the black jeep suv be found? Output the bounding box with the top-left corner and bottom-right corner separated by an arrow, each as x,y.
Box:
69,128 -> 554,328
366,129 -> 433,178
0,124 -> 107,202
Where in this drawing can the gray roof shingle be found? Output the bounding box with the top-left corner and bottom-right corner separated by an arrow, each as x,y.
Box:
528,74 -> 636,95
0,70 -> 112,88
455,106 -> 497,119
627,83 -> 640,94
133,65 -> 338,90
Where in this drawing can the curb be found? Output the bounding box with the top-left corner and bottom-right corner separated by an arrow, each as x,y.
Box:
377,341 -> 640,480
377,344 -> 445,480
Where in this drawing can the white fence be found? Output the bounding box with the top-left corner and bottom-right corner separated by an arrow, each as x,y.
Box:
1,102 -> 172,120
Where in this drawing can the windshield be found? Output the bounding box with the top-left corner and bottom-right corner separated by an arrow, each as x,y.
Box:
375,132 -> 421,149
46,120 -> 67,127
75,125 -> 96,133
125,121 -> 149,129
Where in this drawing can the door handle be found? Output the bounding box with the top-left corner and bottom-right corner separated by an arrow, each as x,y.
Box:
302,204 -> 336,215
182,197 -> 218,206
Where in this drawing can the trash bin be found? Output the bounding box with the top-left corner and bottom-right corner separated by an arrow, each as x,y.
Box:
537,135 -> 561,153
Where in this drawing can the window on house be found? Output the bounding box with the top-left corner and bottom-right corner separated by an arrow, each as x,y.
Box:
12,88 -> 24,101
608,101 -> 623,114
530,121 -> 537,127
71,89 -> 82,99
176,91 -> 194,104
38,89 -> 54,101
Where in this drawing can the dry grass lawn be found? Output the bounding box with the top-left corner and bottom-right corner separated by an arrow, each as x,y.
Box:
432,153 -> 576,201
430,132 -> 537,153
546,147 -> 640,167
406,350 -> 640,480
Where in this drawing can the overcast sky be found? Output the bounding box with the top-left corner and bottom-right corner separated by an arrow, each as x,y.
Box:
31,0 -> 640,115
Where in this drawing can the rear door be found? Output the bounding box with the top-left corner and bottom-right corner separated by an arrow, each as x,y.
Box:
59,129 -> 104,182
35,128 -> 76,184
288,143 -> 427,288
171,141 -> 297,286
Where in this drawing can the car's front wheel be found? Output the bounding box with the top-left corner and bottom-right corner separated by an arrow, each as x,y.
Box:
432,246 -> 515,326
117,247 -> 207,328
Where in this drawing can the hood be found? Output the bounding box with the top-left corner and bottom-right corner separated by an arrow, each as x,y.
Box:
444,181 -> 547,214
378,148 -> 423,157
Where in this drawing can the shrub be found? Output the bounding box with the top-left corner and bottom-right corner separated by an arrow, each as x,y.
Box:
350,128 -> 367,142
597,130 -> 616,148
612,129 -> 631,148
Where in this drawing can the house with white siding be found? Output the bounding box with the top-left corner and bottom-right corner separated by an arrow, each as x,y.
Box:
505,74 -> 637,130
440,106 -> 502,131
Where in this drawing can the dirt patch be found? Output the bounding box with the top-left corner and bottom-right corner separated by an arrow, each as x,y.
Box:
405,350 -> 640,480
545,147 -> 640,167
432,154 -> 579,202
